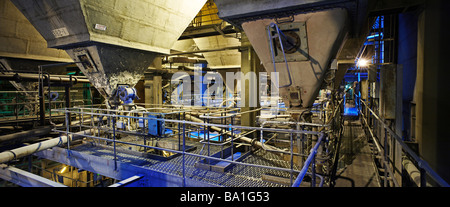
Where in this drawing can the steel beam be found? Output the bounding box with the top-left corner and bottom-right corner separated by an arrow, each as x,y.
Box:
240,34 -> 259,134
0,164 -> 66,187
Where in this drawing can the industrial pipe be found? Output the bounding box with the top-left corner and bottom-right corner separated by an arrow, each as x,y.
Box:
168,46 -> 244,56
403,158 -> 422,187
0,129 -> 92,164
0,73 -> 90,83
184,114 -> 283,152
0,126 -> 53,143
267,23 -> 293,88
0,116 -> 98,145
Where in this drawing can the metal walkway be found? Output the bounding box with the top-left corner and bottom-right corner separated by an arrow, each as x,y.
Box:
71,137 -> 299,187
334,120 -> 380,187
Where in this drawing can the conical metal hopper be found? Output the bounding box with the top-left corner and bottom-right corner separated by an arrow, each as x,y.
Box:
11,0 -> 206,101
215,0 -> 367,108
241,9 -> 348,108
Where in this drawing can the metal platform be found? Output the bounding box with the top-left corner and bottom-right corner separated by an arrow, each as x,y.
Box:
69,136 -> 299,187
334,120 -> 379,187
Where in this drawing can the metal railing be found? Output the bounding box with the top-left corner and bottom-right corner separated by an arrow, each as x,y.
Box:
356,95 -> 449,187
0,90 -> 84,124
53,105 -> 333,187
188,1 -> 221,28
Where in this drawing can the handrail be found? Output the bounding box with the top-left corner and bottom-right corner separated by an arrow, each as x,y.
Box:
358,106 -> 400,187
53,108 -> 323,135
259,120 -> 328,156
57,106 -> 333,187
292,133 -> 325,187
358,96 -> 449,187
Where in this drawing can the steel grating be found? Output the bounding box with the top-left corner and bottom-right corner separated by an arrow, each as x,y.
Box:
71,137 -> 298,187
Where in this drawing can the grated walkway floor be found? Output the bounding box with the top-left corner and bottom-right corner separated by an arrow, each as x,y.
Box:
334,120 -> 379,187
71,137 -> 300,187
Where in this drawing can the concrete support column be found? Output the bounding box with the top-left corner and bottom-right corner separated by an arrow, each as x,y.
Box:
145,75 -> 162,106
379,63 -> 404,186
240,34 -> 259,135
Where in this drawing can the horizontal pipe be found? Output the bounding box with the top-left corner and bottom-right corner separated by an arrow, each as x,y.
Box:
0,129 -> 92,164
0,126 -> 53,143
168,46 -> 243,56
0,116 -> 97,144
359,98 -> 450,187
0,73 -> 90,83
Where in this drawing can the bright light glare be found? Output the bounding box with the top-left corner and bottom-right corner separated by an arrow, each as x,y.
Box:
357,59 -> 370,68
59,166 -> 68,174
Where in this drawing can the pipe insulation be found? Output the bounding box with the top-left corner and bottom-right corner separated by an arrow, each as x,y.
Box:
0,73 -> 90,83
0,129 -> 93,164
403,158 -> 422,186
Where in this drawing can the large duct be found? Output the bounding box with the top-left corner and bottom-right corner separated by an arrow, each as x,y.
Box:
11,0 -> 207,101
215,0 -> 368,108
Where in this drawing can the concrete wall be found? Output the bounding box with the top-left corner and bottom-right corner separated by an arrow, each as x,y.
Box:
11,0 -> 206,54
415,0 -> 450,184
0,0 -> 71,62
81,0 -> 207,54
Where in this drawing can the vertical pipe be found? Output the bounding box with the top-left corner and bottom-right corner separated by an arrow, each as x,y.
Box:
65,109 -> 70,151
290,132 -> 294,186
221,112 -> 224,142
178,112 -> 181,150
112,114 -> 117,171
384,128 -> 388,187
231,116 -> 234,161
182,120 -> 186,187
207,118 -> 210,164
15,92 -> 18,122
39,74 -> 45,126
66,85 -> 71,125
312,154 -> 316,187
300,126 -> 305,167
79,109 -> 82,131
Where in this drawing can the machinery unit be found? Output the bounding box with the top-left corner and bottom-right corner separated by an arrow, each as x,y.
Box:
117,85 -> 139,105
